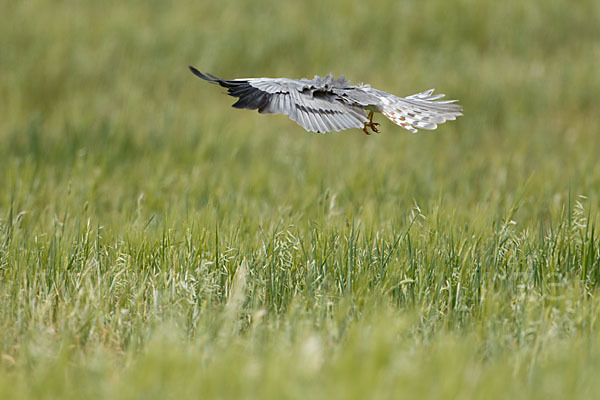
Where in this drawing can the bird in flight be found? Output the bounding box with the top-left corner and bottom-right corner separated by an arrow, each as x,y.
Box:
189,66 -> 462,135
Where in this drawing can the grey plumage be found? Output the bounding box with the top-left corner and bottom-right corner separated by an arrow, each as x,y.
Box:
189,66 -> 463,134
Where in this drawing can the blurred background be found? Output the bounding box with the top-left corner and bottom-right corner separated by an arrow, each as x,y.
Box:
1,0 -> 599,232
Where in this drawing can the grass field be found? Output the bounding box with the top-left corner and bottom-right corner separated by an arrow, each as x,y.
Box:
2,0 -> 600,398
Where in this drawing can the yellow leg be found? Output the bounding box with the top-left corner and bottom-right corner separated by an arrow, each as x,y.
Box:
362,111 -> 380,134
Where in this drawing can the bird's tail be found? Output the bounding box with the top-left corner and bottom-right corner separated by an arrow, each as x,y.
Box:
381,89 -> 463,133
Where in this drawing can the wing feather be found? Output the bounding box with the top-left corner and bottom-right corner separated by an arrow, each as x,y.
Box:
322,113 -> 340,131
315,111 -> 332,133
310,109 -> 327,133
327,111 -> 348,131
337,113 -> 360,129
304,110 -> 318,133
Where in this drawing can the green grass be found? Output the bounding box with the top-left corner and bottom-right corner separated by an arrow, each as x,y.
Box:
2,0 -> 600,398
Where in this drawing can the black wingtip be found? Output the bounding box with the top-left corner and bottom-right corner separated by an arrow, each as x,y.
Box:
188,66 -> 218,83
188,65 -> 201,76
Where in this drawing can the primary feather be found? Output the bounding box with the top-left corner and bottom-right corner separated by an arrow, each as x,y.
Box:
189,66 -> 462,134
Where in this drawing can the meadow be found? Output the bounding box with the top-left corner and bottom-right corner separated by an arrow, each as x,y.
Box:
1,0 -> 600,398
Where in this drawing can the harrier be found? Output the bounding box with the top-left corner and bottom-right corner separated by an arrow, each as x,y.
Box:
189,66 -> 462,135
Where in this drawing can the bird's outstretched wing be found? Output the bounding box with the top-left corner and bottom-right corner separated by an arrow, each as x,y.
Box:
189,66 -> 368,133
